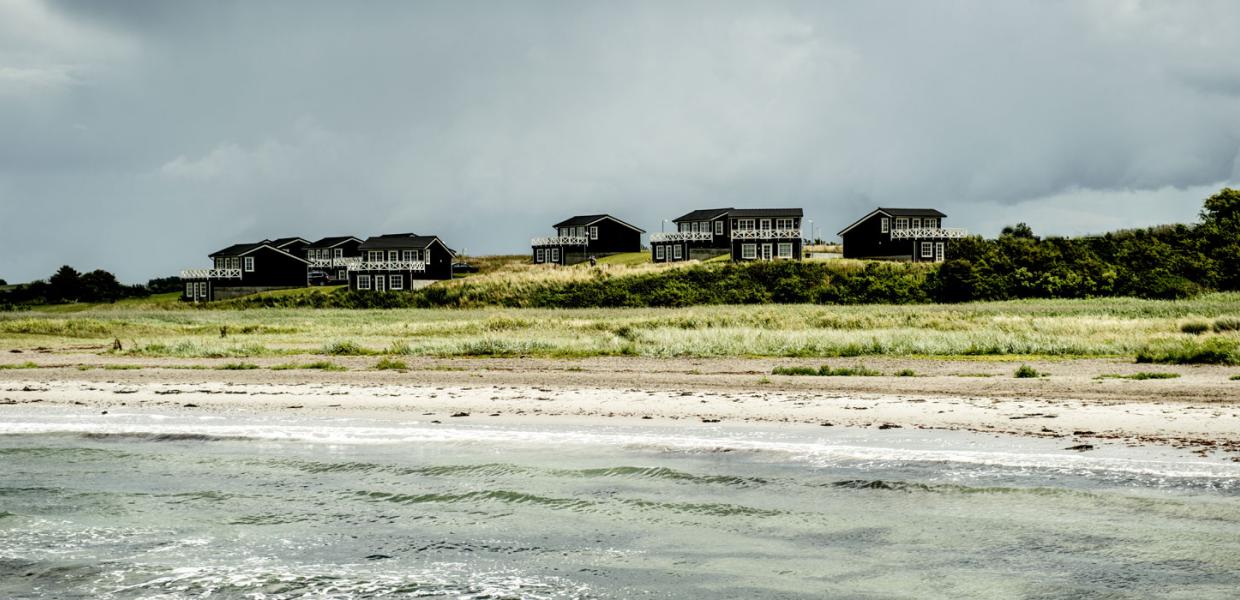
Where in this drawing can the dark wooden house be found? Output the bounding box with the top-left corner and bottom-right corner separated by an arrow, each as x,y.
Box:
181,240 -> 311,301
348,233 -> 456,291
531,215 -> 644,265
269,236 -> 310,257
304,236 -> 363,285
651,208 -> 804,262
837,208 -> 963,262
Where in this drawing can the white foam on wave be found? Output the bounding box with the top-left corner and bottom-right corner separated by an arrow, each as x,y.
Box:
3,407 -> 1239,482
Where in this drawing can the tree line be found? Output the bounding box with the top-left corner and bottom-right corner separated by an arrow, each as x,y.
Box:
0,265 -> 181,309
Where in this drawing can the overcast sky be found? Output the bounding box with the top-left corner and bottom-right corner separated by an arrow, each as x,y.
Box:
2,0 -> 1238,283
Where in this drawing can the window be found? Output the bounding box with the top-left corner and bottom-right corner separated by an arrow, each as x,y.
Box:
921,242 -> 933,258
337,270 -> 346,280
928,218 -> 938,228
912,218 -> 922,228
334,248 -> 343,258
185,283 -> 193,297
390,275 -> 403,290
387,250 -> 398,261
881,218 -> 889,233
550,248 -> 560,262
679,222 -> 688,232
673,245 -> 683,260
358,275 -> 371,290
655,245 -> 665,260
760,219 -> 771,230
738,219 -> 755,230
895,218 -> 908,230
375,275 -> 386,291
244,256 -> 255,272
589,226 -> 599,240
778,243 -> 793,258
368,250 -> 383,261
402,250 -> 414,261
535,248 -> 545,262
196,282 -> 205,298
714,220 -> 723,235
741,244 -> 757,259
935,242 -> 945,261
425,248 -> 431,263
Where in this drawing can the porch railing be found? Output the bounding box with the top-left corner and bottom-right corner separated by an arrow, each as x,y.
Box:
180,268 -> 242,280
890,227 -> 968,240
650,231 -> 714,243
531,235 -> 589,247
307,257 -> 363,268
347,261 -> 427,272
731,229 -> 803,240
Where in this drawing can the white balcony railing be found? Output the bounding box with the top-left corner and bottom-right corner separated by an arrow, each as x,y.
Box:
531,235 -> 589,247
308,257 -> 363,268
731,229 -> 803,240
890,227 -> 968,240
180,268 -> 242,280
347,261 -> 427,272
650,231 -> 714,243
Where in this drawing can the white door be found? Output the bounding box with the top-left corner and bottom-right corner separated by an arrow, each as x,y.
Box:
375,275 -> 386,291
761,244 -> 773,260
935,243 -> 945,262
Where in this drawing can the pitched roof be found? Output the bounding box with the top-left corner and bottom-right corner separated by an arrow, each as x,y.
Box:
208,241 -> 310,263
306,236 -> 362,249
836,207 -> 948,236
269,237 -> 309,249
878,207 -> 946,218
552,214 -> 645,233
727,208 -> 804,218
359,233 -> 456,255
673,208 -> 733,222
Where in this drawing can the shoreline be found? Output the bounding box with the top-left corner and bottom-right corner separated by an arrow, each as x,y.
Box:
4,355 -> 1240,459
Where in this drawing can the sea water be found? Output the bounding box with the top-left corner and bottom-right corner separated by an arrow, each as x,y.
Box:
1,406 -> 1238,599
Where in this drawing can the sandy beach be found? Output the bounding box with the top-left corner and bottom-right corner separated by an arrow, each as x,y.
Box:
4,354 -> 1239,458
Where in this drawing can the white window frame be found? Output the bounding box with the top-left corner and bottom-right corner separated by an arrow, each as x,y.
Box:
921,242 -> 933,258
198,282 -> 206,298
778,243 -> 793,258
386,250 -> 396,261
741,244 -> 757,260
655,245 -> 665,260
935,242 -> 945,262
375,275 -> 386,291
368,250 -> 383,261
589,226 -> 599,240
358,275 -> 371,290
550,248 -> 559,263
535,248 -> 545,262
760,218 -> 771,230
895,217 -> 908,230
714,220 -> 723,235
390,274 -> 403,290
912,218 -> 922,228
881,218 -> 889,233
334,248 -> 344,258
185,282 -> 193,297
244,256 -> 255,272
337,269 -> 346,280
673,245 -> 683,260
402,250 -> 415,261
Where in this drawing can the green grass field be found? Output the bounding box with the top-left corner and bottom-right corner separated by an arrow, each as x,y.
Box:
2,294 -> 1239,362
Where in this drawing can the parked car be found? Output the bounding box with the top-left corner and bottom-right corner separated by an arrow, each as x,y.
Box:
307,270 -> 331,286
452,262 -> 479,274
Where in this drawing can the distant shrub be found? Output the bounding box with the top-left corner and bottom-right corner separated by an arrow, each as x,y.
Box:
1136,337 -> 1239,365
771,364 -> 880,377
1213,317 -> 1240,333
218,362 -> 259,370
374,358 -> 408,371
895,369 -> 917,377
1099,372 -> 1180,380
1180,321 -> 1211,335
1014,364 -> 1042,378
386,341 -> 413,355
321,340 -> 374,356
0,361 -> 38,369
1231,374 -> 1240,381
772,366 -> 818,376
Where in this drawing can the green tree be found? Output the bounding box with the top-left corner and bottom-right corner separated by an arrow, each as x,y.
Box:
47,265 -> 82,303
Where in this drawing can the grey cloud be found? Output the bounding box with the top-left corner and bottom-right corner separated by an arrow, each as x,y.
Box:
1,0 -> 1238,282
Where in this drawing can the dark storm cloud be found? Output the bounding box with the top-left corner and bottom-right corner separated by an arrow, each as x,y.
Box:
1,0 -> 1238,282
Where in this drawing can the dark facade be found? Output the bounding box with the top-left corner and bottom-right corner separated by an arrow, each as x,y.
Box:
531,215 -> 644,265
838,208 -> 956,263
347,233 -> 456,291
304,236 -> 363,285
651,208 -> 803,262
270,237 -> 311,257
181,241 -> 311,301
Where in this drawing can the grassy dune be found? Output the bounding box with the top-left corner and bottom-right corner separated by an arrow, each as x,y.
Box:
2,294 -> 1239,361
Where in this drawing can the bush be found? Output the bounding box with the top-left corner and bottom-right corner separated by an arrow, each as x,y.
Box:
1014,364 -> 1042,378
272,360 -> 347,371
772,366 -> 819,376
1136,337 -> 1239,365
0,361 -> 38,369
321,340 -> 374,356
1180,321 -> 1211,335
218,362 -> 259,370
1213,317 -> 1240,333
895,369 -> 917,377
1099,372 -> 1180,380
820,364 -> 881,376
374,358 -> 408,371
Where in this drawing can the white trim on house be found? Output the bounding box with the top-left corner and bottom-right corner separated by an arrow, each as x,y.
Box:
589,226 -> 599,240
714,220 -> 724,235
673,245 -> 683,260
778,243 -> 793,258
741,243 -> 757,259
881,217 -> 889,233
243,256 -> 255,272
390,274 -> 403,290
358,275 -> 372,290
535,248 -> 545,262
655,245 -> 665,260
921,242 -> 933,258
